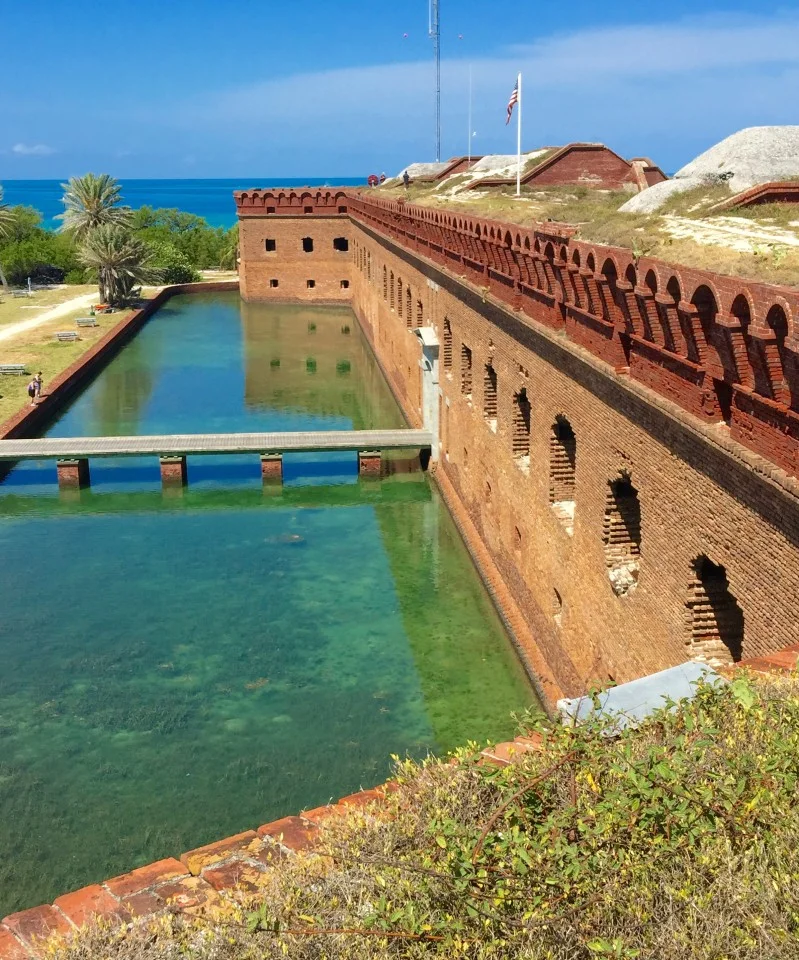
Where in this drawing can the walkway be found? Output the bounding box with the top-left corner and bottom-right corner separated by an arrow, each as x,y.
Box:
0,291 -> 100,344
0,429 -> 433,461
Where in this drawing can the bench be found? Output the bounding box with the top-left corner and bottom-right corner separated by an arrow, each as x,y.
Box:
54,331 -> 80,342
0,364 -> 26,376
76,317 -> 99,327
11,290 -> 29,299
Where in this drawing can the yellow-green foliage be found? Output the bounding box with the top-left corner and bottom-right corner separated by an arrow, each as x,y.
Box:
53,676 -> 799,959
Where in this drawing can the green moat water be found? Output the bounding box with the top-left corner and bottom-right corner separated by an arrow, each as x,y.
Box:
0,294 -> 537,915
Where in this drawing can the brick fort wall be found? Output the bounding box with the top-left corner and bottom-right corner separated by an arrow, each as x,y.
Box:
236,190 -> 799,699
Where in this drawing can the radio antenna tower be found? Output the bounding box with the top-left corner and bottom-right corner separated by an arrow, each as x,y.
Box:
429,0 -> 441,162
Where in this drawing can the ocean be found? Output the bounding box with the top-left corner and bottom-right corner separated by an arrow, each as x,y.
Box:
1,178 -> 364,231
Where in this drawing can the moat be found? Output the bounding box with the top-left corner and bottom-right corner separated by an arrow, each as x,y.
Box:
0,293 -> 537,915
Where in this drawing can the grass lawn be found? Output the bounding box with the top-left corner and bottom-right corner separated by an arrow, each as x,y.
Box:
0,301 -> 135,428
0,284 -> 97,329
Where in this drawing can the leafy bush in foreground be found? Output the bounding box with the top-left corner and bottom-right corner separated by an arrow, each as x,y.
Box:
53,675 -> 799,959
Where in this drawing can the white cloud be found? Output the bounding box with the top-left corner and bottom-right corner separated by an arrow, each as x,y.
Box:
160,10 -> 799,172
11,142 -> 55,156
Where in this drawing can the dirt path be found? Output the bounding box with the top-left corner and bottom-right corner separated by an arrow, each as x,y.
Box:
0,291 -> 100,345
661,215 -> 799,252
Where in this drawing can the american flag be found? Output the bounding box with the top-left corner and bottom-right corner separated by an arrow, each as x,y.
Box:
506,79 -> 519,125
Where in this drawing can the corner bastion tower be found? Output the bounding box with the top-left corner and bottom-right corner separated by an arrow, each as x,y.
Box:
236,187 -> 799,701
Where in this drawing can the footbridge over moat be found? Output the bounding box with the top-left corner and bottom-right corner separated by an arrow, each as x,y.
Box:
0,428 -> 433,489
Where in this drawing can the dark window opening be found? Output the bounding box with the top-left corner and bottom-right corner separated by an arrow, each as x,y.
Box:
686,557 -> 744,664
340,280 -> 350,289
303,206 -> 313,214
512,389 -> 531,471
483,364 -> 498,430
266,206 -> 276,214
603,475 -> 641,596
302,237 -> 314,253
269,279 -> 279,288
338,205 -> 347,214
443,319 -> 453,373
549,416 -> 576,535
333,236 -> 349,252
307,280 -> 315,289
265,238 -> 276,252
461,344 -> 473,397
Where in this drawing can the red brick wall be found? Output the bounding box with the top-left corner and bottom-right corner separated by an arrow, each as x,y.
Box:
239,217 -> 352,303
237,192 -> 799,697
528,146 -> 637,190
349,225 -> 799,696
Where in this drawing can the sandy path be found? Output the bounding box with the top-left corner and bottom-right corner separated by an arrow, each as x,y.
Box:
661,215 -> 799,251
0,291 -> 100,345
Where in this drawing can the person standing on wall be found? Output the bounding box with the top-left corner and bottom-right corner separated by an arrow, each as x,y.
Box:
403,170 -> 410,190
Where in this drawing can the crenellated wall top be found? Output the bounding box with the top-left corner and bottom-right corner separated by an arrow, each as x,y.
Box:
234,189 -> 349,217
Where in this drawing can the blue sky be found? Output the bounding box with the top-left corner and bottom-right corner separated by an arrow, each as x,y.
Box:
1,0 -> 797,179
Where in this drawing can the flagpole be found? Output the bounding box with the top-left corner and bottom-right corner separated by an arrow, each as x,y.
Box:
467,65 -> 473,164
516,71 -> 523,197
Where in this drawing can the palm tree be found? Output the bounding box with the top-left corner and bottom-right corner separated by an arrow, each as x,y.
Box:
79,225 -> 160,305
0,185 -> 13,292
57,173 -> 132,241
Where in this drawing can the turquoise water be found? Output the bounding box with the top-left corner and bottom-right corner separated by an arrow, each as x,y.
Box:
0,295 -> 537,914
1,179 -> 364,230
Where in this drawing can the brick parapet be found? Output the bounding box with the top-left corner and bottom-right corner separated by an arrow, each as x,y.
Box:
343,191 -> 799,481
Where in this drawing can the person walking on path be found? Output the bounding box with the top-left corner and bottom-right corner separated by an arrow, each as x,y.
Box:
27,376 -> 38,406
35,372 -> 43,401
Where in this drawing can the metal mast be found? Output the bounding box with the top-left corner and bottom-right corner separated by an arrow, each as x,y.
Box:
429,0 -> 441,162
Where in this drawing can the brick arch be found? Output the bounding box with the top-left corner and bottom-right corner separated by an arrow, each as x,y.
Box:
765,302 -> 792,405
730,294 -> 759,391
586,252 -> 596,273
571,249 -> 581,266
558,245 -> 568,262
643,269 -> 657,294
624,263 -> 637,289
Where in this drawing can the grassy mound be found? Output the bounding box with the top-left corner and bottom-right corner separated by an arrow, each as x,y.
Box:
54,675 -> 799,959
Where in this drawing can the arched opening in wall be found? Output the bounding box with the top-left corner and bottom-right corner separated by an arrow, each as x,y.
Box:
417,300 -> 424,327
549,416 -> 576,536
552,589 -> 563,629
333,236 -> 349,252
383,267 -> 387,300
625,264 -> 637,290
407,288 -> 413,328
600,259 -> 619,324
692,284 -> 732,423
461,344 -> 473,398
644,270 -> 657,295
367,252 -> 371,281
603,474 -> 641,597
731,294 -> 759,392
443,319 -> 453,376
766,303 -> 790,403
302,237 -> 314,253
512,388 -> 531,473
390,272 -> 395,310
686,556 -> 744,665
483,364 -> 498,431
397,279 -> 404,321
